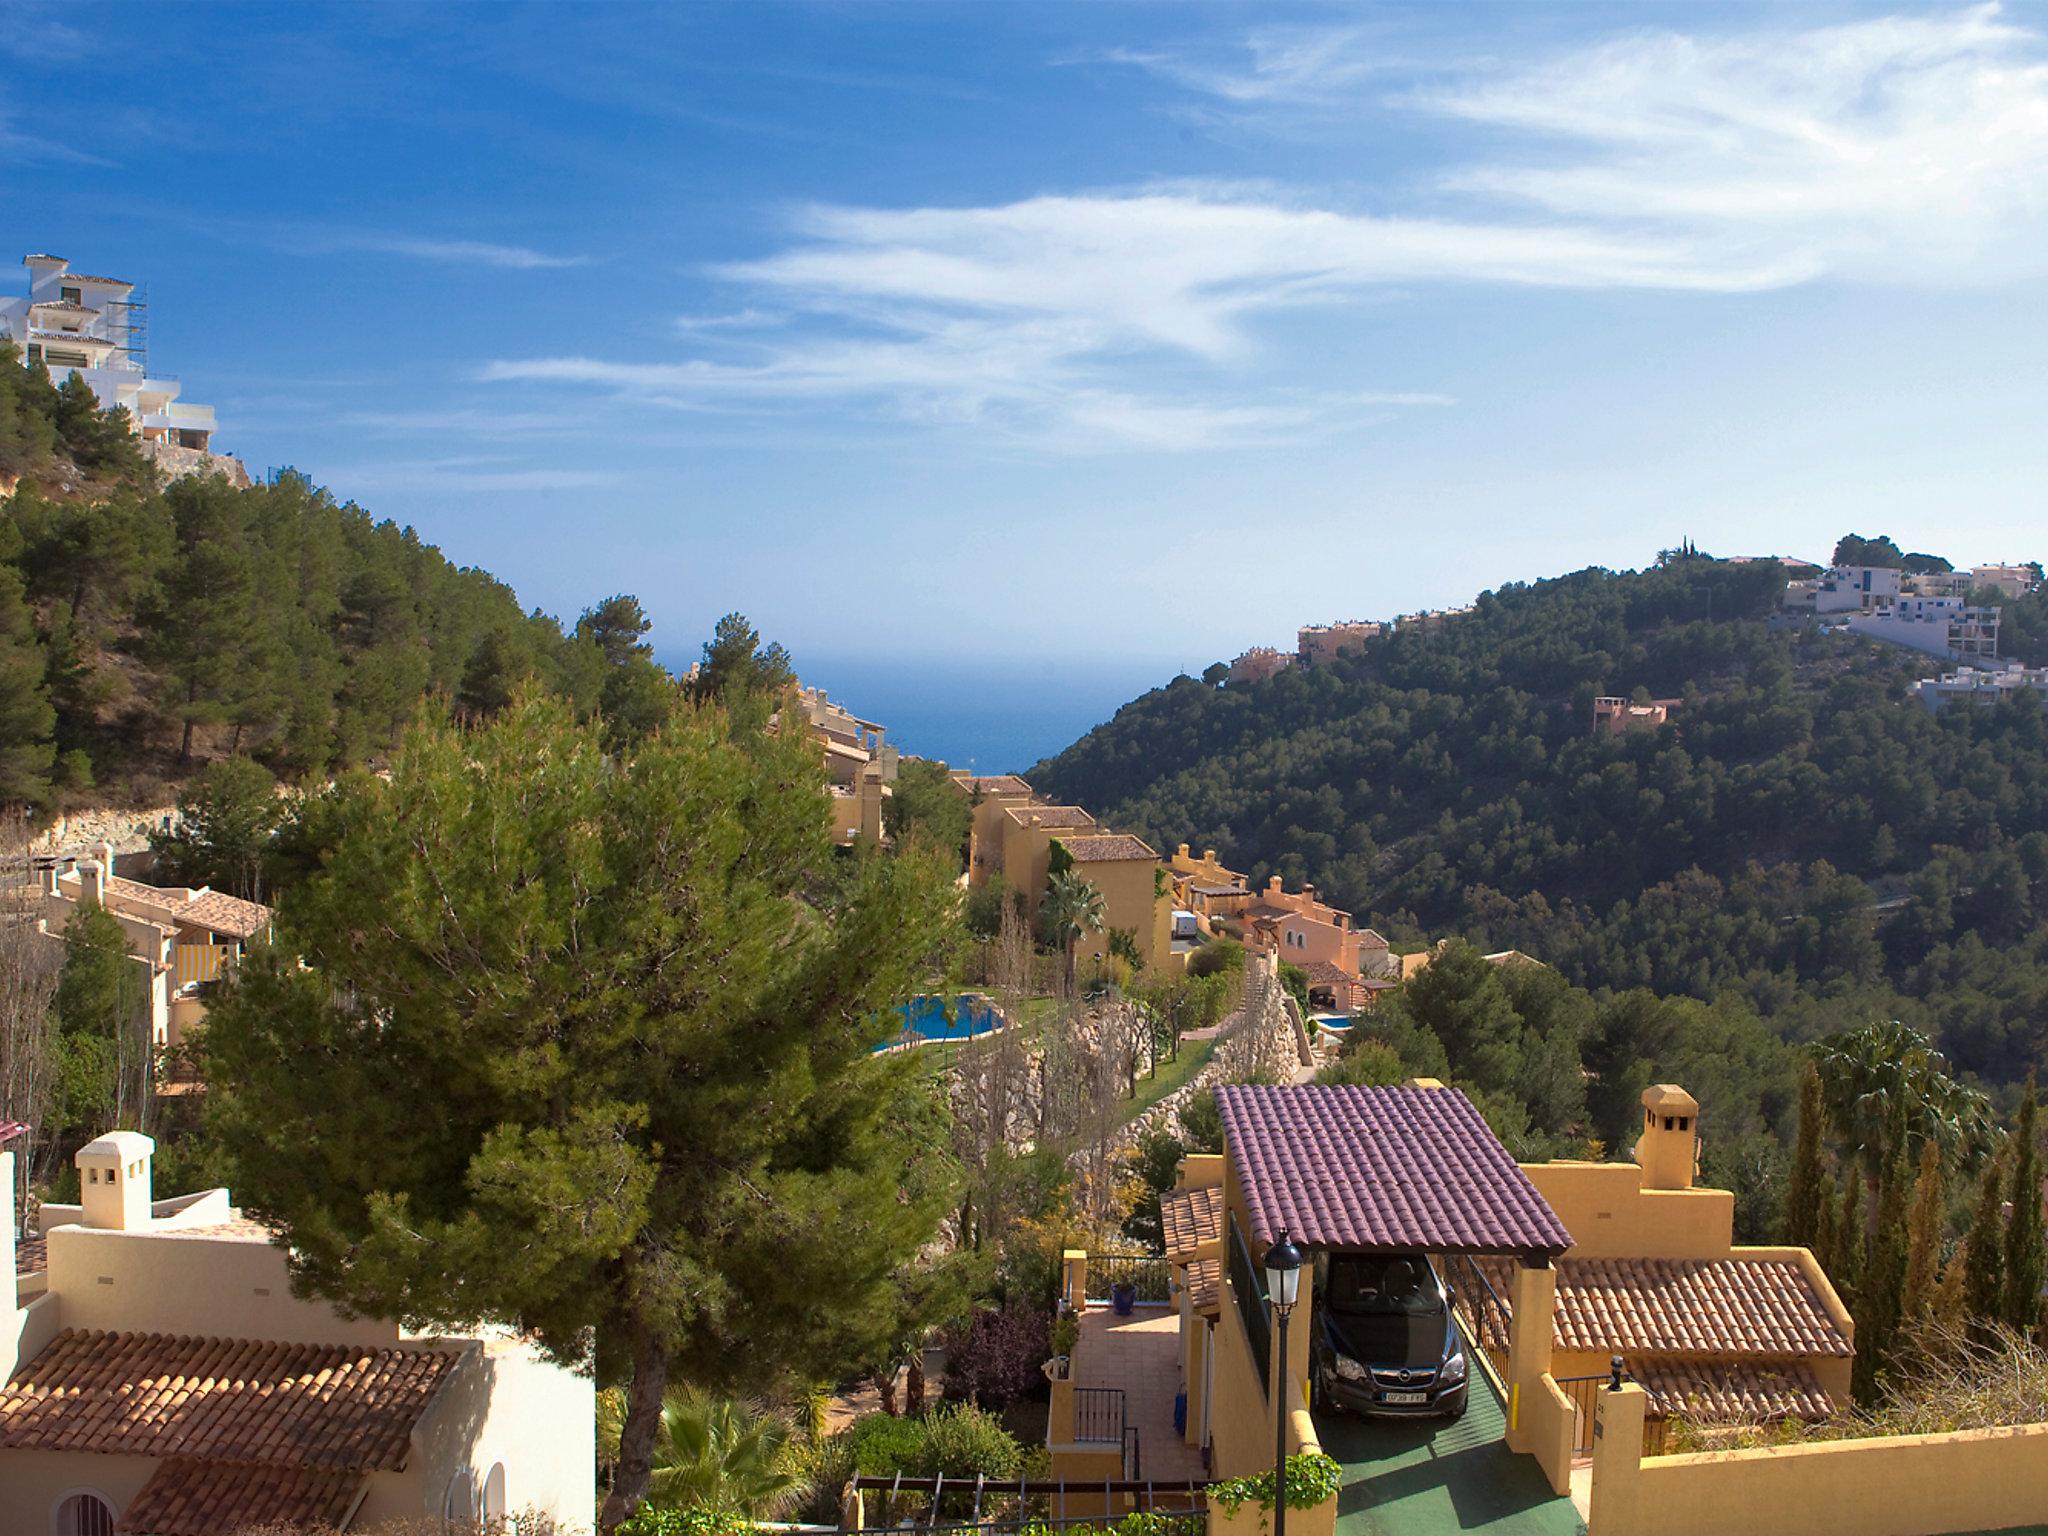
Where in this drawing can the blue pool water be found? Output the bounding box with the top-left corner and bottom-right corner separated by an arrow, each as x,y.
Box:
1312,1014 -> 1354,1033
876,995 -> 1005,1051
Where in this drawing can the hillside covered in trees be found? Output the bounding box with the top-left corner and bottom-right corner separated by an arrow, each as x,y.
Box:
1034,552 -> 2048,1099
0,341 -> 675,805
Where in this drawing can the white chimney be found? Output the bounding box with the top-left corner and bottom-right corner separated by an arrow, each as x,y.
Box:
95,840 -> 117,878
77,1131 -> 154,1230
79,860 -> 105,907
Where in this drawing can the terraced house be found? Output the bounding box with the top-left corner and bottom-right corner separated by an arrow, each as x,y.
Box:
0,1132 -> 592,1533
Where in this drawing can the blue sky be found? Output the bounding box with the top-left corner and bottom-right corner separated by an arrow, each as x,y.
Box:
8,1 -> 2048,701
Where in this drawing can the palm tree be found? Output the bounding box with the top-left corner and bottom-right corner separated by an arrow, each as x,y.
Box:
1813,1020 -> 1996,1190
1041,870 -> 1106,987
647,1386 -> 801,1518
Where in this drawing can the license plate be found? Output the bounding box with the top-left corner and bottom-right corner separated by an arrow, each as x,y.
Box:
1380,1391 -> 1428,1404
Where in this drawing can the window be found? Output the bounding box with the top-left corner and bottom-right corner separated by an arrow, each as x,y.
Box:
483,1463 -> 508,1520
55,1493 -> 116,1536
444,1469 -> 479,1522
60,286 -> 81,304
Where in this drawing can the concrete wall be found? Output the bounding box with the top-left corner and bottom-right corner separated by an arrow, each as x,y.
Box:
1528,1374 -> 1576,1496
43,1225 -> 403,1348
1522,1160 -> 1736,1260
1591,1382 -> 2048,1536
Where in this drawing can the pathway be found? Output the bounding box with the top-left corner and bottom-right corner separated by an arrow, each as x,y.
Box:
1318,1371 -> 1585,1536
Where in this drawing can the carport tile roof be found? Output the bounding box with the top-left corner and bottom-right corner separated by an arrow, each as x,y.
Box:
1160,1185 -> 1224,1258
1216,1084 -> 1572,1255
1632,1359 -> 1837,1424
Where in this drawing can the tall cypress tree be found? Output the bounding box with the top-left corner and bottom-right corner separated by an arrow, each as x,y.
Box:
2003,1080 -> 2043,1338
1835,1174 -> 1865,1314
1786,1060 -> 1829,1247
1856,1113 -> 1913,1403
1964,1148 -> 2007,1341
1900,1139 -> 1946,1327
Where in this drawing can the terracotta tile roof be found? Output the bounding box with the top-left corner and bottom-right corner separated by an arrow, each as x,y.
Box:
1354,929 -> 1391,948
29,300 -> 99,316
1060,833 -> 1157,863
1160,1185 -> 1224,1258
1633,1359 -> 1837,1423
15,1233 -> 45,1275
1190,882 -> 1246,897
1185,1257 -> 1221,1313
1005,804 -> 1097,829
176,890 -> 272,939
61,273 -> 133,288
1300,960 -> 1361,989
954,774 -> 1032,796
119,1458 -> 364,1535
1474,1255 -> 1851,1358
0,1329 -> 457,1467
1217,1084 -> 1572,1256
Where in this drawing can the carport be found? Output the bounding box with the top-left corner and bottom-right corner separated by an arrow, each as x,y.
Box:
1214,1083 -> 1582,1534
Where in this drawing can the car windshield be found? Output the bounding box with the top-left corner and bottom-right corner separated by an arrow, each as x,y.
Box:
1325,1257 -> 1439,1316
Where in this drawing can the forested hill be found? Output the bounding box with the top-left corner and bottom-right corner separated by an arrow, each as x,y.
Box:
1033,554 -> 2048,1095
0,341 -> 672,805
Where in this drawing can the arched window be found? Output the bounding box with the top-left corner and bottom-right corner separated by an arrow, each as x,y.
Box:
55,1493 -> 115,1536
444,1468 -> 478,1522
483,1462 -> 508,1520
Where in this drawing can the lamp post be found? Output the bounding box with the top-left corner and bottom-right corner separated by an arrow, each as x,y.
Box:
1264,1232 -> 1304,1536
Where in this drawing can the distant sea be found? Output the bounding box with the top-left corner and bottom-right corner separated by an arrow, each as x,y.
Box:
662,652 -> 1188,773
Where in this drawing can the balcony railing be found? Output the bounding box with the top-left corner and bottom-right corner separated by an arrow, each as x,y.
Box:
1227,1212 -> 1271,1388
1083,1252 -> 1172,1304
844,1476 -> 1203,1535
1072,1386 -> 1126,1445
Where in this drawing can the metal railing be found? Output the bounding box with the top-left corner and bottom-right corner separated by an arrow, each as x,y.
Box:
1228,1213 -> 1271,1388
1444,1253 -> 1512,1360
1085,1252 -> 1172,1303
845,1476 -> 1204,1534
1073,1386 -> 1126,1445
1555,1372 -> 1615,1455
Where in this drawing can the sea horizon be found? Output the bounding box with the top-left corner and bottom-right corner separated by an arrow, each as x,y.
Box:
658,649 -> 1194,774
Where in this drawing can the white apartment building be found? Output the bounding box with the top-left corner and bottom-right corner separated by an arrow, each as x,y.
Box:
1846,596 -> 2000,662
1912,662 -> 2048,714
1784,564 -> 1903,614
0,253 -> 218,450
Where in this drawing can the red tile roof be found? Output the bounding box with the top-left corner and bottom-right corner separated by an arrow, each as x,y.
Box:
176,889 -> 272,940
1005,804 -> 1097,829
0,1329 -> 456,1467
1217,1084 -> 1572,1256
1476,1255 -> 1851,1358
15,1233 -> 46,1276
119,1458 -> 364,1535
1160,1185 -> 1224,1258
1061,833 -> 1157,863
1633,1359 -> 1837,1423
1185,1258 -> 1221,1313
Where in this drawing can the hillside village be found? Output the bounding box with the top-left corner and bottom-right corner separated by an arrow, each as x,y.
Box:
5,249 -> 2048,1536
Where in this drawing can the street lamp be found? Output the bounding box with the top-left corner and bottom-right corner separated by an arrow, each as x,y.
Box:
1263,1232 -> 1304,1536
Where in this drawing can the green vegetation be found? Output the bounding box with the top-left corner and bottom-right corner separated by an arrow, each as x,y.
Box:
1034,550 -> 2048,1105
0,348 -> 684,804
1207,1451 -> 1345,1514
645,1390 -> 801,1518
198,690 -> 966,1528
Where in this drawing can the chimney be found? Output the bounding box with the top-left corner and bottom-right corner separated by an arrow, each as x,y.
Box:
95,840 -> 117,878
77,1131 -> 155,1230
79,859 -> 106,907
1267,875 -> 1284,895
1635,1085 -> 1701,1191
1177,843 -> 1190,859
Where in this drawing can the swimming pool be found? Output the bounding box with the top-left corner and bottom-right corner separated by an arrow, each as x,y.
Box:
1312,1014 -> 1355,1033
876,995 -> 1006,1051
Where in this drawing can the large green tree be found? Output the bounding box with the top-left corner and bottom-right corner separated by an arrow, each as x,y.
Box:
200,691 -> 961,1528
150,756 -> 285,901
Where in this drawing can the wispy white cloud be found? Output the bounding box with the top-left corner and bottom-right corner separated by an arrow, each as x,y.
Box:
483,7 -> 2048,452
273,228 -> 591,269
317,456 -> 622,493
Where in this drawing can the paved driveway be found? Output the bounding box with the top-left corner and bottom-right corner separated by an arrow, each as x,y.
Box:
1317,1372 -> 1585,1536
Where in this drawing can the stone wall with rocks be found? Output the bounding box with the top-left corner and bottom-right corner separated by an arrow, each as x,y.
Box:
140,440 -> 251,488
30,804 -> 180,858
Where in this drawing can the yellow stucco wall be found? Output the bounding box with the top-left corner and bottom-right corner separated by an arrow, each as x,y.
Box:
1522,1160 -> 1736,1260
1072,854 -> 1171,972
1591,1382 -> 2048,1536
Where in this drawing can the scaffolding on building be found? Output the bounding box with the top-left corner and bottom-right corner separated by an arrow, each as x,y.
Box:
102,282 -> 146,375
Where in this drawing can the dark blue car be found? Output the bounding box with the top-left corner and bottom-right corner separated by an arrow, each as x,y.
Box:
1312,1252 -> 1469,1420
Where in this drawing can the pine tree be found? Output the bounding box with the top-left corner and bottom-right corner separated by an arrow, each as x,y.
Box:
0,562 -> 55,805
2003,1079 -> 2044,1339
1787,1060 -> 1828,1246
1964,1149 -> 2007,1340
1900,1139 -> 1946,1327
201,691 -> 966,1529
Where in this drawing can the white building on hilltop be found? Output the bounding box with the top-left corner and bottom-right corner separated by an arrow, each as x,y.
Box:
1911,662 -> 2048,714
0,253 -> 220,454
1846,596 -> 2000,662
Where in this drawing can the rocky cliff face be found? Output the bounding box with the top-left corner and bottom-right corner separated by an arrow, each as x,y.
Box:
30,804 -> 180,858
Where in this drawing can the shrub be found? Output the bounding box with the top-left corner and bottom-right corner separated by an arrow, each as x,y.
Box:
848,1410 -> 926,1474
618,1509 -> 755,1536
942,1303 -> 1051,1408
909,1402 -> 1025,1479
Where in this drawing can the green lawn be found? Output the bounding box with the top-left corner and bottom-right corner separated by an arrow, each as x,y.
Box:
1121,1036 -> 1217,1126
